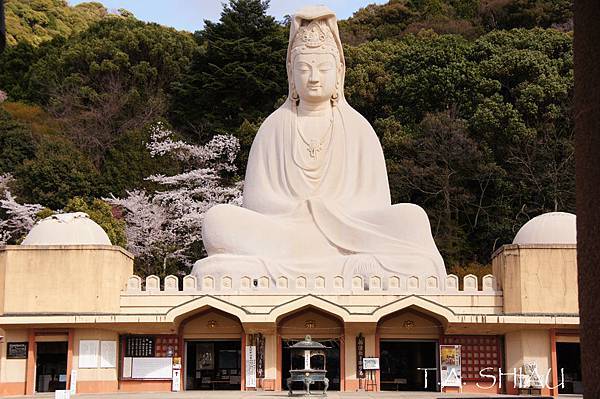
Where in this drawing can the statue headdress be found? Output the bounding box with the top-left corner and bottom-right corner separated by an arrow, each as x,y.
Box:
289,18 -> 340,61
286,5 -> 346,104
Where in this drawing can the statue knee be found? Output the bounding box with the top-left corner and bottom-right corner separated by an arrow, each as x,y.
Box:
204,204 -> 236,230
202,204 -> 238,253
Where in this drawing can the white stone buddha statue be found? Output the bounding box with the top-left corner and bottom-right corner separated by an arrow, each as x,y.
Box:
192,6 -> 446,283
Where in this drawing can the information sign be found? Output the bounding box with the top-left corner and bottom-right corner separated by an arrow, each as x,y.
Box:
7,342 -> 28,359
440,345 -> 462,387
246,346 -> 257,388
131,357 -> 172,379
78,340 -> 99,368
363,357 -> 380,370
100,341 -> 117,368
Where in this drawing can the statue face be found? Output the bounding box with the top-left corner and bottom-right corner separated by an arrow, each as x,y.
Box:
293,52 -> 337,104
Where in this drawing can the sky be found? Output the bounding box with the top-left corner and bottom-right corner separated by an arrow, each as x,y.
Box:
69,0 -> 386,32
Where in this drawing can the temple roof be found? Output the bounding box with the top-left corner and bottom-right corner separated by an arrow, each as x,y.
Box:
21,212 -> 111,246
513,212 -> 576,245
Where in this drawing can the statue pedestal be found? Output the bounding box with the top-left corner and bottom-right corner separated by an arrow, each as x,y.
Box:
191,253 -> 444,291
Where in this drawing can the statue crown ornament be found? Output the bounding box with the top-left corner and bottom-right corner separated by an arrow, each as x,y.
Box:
290,18 -> 340,60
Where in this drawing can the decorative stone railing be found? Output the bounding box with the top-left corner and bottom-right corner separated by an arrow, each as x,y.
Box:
124,273 -> 499,294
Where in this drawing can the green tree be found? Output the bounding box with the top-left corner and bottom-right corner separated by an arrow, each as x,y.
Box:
99,123 -> 181,197
479,0 -> 572,31
0,108 -> 36,173
0,42 -> 45,101
170,0 -> 288,139
63,197 -> 127,247
25,17 -> 197,166
14,137 -> 99,209
381,112 -> 501,265
342,28 -> 573,264
4,0 -> 109,46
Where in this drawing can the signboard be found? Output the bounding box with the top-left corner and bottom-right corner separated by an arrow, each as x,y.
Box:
125,336 -> 155,357
7,342 -> 28,359
100,341 -> 117,368
131,357 -> 172,379
245,346 -> 257,388
78,340 -> 99,368
440,345 -> 462,387
363,357 -> 380,370
172,369 -> 181,391
69,370 -> 77,394
304,350 -> 311,369
356,334 -> 365,378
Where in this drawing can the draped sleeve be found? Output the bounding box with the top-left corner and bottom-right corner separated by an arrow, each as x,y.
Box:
242,106 -> 298,215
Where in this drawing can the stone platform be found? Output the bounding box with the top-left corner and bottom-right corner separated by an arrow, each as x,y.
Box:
2,392 -> 577,399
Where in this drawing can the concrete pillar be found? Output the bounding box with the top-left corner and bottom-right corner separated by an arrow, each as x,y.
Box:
504,330 -> 552,396
343,323 -> 377,392
263,332 -> 277,390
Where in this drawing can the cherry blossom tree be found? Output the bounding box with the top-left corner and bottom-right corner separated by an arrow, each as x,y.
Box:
106,122 -> 242,276
0,174 -> 44,245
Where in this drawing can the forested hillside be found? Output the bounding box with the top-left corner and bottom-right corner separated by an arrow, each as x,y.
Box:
0,0 -> 574,278
339,0 -> 572,43
4,0 -> 111,46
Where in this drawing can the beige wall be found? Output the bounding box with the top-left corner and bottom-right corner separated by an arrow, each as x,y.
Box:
343,322 -> 376,389
183,310 -> 243,339
264,332 -> 277,380
505,330 -> 553,388
493,245 -> 578,314
0,246 -> 133,314
277,308 -> 343,339
0,329 -> 28,384
378,309 -> 442,340
73,329 -> 119,384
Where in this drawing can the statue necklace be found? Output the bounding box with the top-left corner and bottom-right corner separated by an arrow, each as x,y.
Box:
295,106 -> 334,160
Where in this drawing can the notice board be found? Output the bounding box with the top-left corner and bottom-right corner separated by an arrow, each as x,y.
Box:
131,357 -> 172,379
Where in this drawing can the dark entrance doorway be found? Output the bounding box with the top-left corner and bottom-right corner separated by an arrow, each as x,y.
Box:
35,341 -> 68,393
557,342 -> 583,394
185,340 -> 241,390
282,338 -> 340,391
380,340 -> 438,391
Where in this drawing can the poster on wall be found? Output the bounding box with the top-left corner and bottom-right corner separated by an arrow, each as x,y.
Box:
78,340 -> 99,368
246,346 -> 257,388
100,341 -> 117,368
7,342 -> 28,359
440,345 -> 462,387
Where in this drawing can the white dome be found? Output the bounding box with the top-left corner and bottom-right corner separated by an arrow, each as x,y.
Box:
513,212 -> 576,245
22,212 -> 111,246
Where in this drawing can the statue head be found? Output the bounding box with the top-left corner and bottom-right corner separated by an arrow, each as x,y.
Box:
287,6 -> 345,106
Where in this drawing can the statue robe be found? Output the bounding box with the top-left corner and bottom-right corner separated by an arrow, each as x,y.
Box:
192,5 -> 446,282
194,99 -> 446,281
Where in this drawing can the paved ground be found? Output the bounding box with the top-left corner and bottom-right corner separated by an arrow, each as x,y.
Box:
1,392 -> 583,399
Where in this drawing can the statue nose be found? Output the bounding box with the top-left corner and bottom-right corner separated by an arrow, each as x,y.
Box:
309,68 -> 319,83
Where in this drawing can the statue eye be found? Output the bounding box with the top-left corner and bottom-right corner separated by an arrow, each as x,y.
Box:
295,63 -> 311,72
